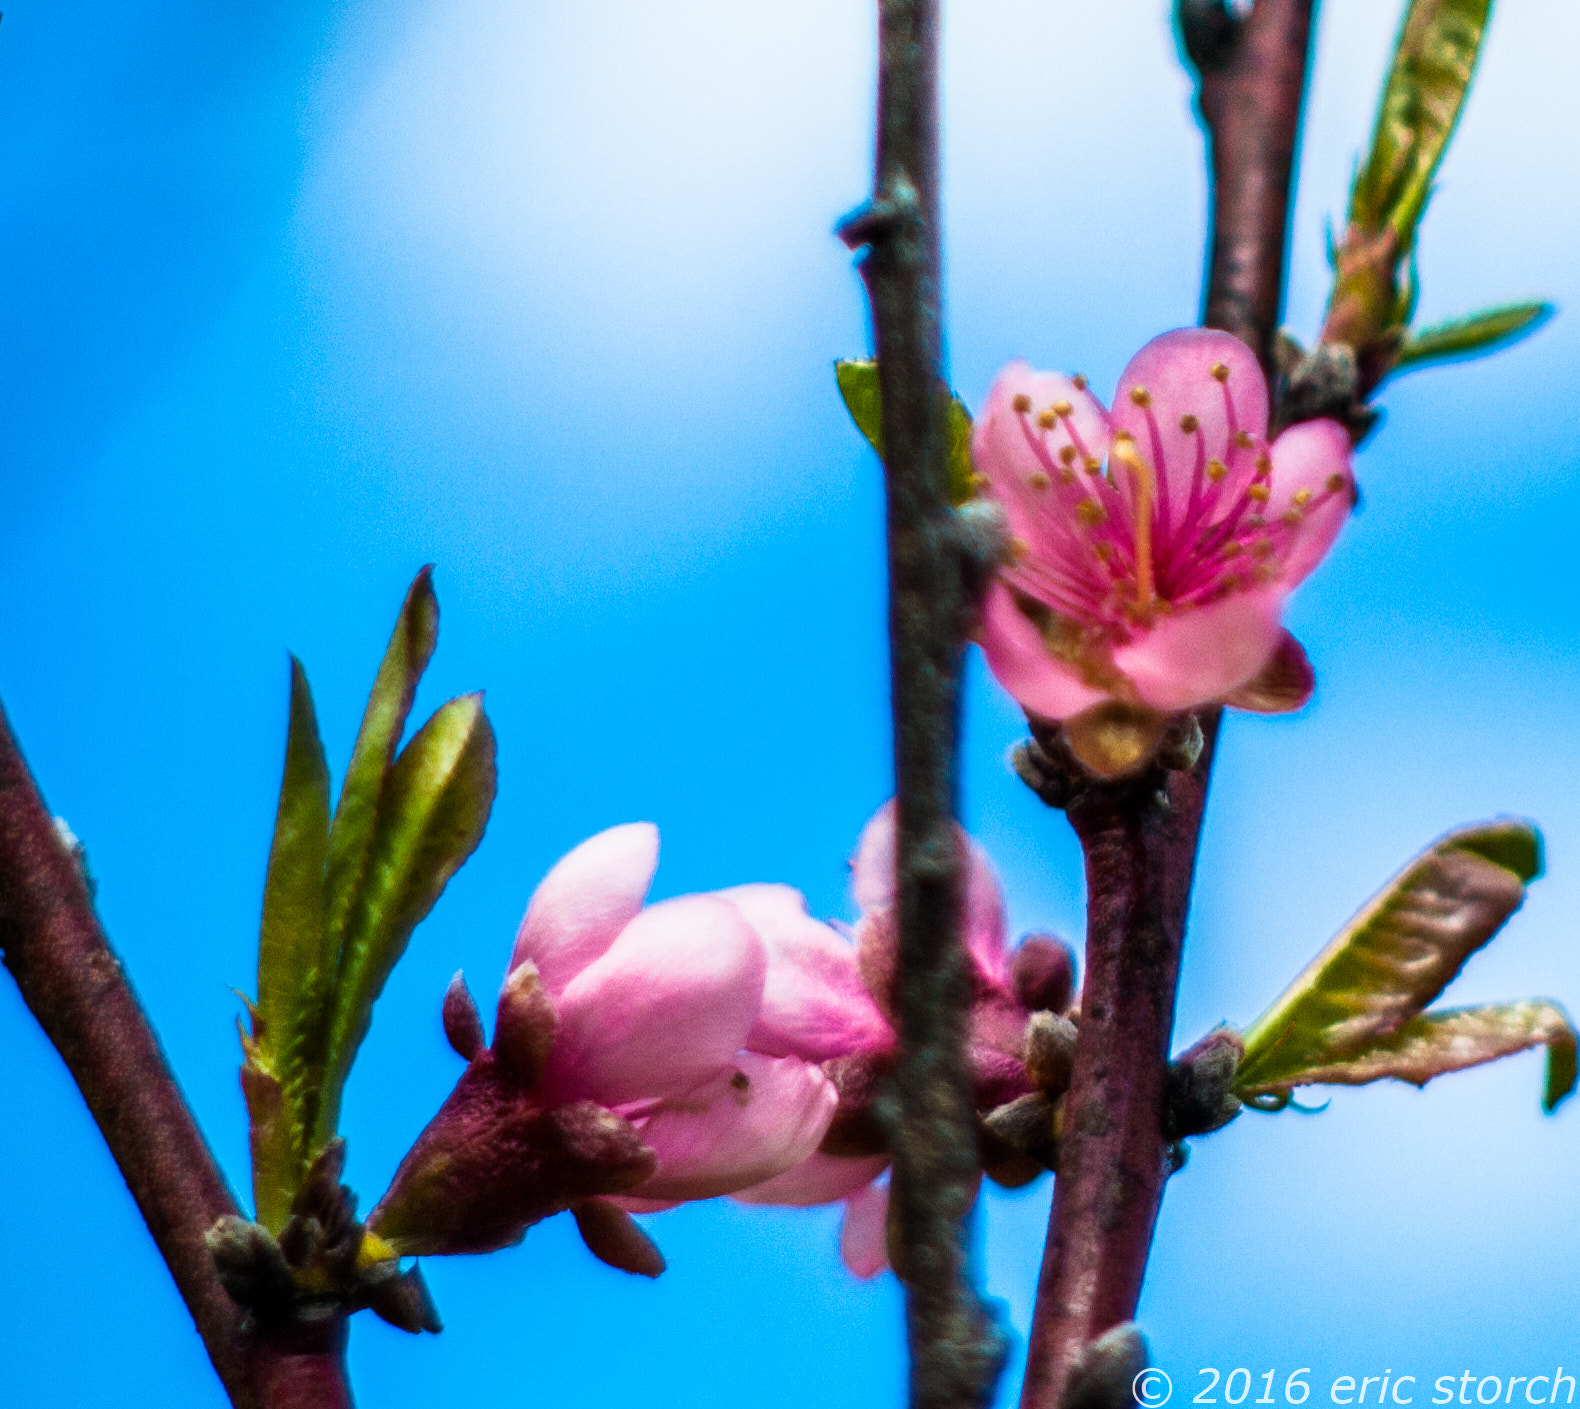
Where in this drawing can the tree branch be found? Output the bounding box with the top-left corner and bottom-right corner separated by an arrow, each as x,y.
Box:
1188,0 -> 1318,380
1018,718 -> 1219,1409
1018,4 -> 1318,1404
0,700 -> 351,1409
839,2 -> 1005,1405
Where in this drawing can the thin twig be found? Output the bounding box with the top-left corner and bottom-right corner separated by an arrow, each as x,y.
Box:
838,2 -> 1005,1405
0,700 -> 351,1409
1018,4 -> 1318,1404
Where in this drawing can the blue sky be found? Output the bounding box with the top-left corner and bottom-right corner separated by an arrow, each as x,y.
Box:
3,1 -> 1579,1404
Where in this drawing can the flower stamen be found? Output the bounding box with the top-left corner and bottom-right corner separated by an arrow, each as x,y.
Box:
1110,432 -> 1157,613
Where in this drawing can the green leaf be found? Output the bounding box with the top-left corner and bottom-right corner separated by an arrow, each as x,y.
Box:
835,359 -> 885,457
834,358 -> 977,506
1395,302 -> 1554,372
1235,821 -> 1539,1095
251,657 -> 331,1231
323,567 -> 440,968
1238,1000 -> 1578,1114
1349,0 -> 1491,252
315,693 -> 497,1146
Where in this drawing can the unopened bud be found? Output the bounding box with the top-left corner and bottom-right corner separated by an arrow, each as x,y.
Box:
1011,934 -> 1076,1014
1163,1026 -> 1245,1140
1025,1011 -> 1079,1094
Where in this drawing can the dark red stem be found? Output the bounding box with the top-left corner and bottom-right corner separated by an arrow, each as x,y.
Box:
1019,3 -> 1317,1403
0,700 -> 351,1409
1018,720 -> 1218,1409
1195,0 -> 1317,379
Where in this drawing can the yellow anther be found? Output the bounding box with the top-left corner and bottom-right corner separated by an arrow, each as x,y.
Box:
1009,535 -> 1030,561
1222,571 -> 1242,591
1235,430 -> 1255,449
1255,453 -> 1272,475
1059,468 -> 1077,486
1281,509 -> 1303,527
1252,539 -> 1274,559
1072,373 -> 1088,391
1037,409 -> 1058,430
1247,484 -> 1270,504
1012,394 -> 1033,414
1028,471 -> 1051,492
1076,498 -> 1106,526
1326,473 -> 1347,494
1220,541 -> 1243,558
1085,457 -> 1103,474
1129,386 -> 1152,408
1210,362 -> 1230,382
1052,399 -> 1074,418
1292,487 -> 1313,507
1179,414 -> 1200,433
970,472 -> 991,492
1093,540 -> 1113,561
1058,444 -> 1077,465
1206,458 -> 1227,482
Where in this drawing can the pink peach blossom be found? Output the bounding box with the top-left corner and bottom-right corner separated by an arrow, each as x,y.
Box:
732,803 -> 1055,1279
976,328 -> 1354,720
370,824 -> 841,1261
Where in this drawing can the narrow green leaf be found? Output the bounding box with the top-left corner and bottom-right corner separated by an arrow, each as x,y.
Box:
1236,1000 -> 1578,1113
1235,821 -> 1539,1093
1395,302 -> 1554,372
323,567 -> 440,969
834,358 -> 977,505
251,658 -> 330,1230
315,694 -> 497,1145
1349,0 -> 1491,250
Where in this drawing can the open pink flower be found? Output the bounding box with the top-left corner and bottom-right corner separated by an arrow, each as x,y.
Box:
733,804 -> 1068,1278
976,328 -> 1354,728
370,824 -> 839,1266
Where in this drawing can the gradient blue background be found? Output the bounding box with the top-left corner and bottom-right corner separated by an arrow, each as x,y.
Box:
3,1 -> 1578,1403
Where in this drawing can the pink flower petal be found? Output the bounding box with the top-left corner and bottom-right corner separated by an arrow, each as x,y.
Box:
974,361 -> 1113,568
964,838 -> 1009,987
510,823 -> 660,996
629,1053 -> 838,1202
1263,417 -> 1355,586
733,1151 -> 890,1207
1108,328 -> 1270,541
542,894 -> 767,1107
1113,585 -> 1284,712
722,884 -> 894,1063
840,1179 -> 890,1279
978,582 -> 1113,722
851,802 -> 897,914
850,803 -> 1009,991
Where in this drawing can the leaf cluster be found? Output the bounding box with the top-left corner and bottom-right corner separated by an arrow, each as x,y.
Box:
241,569 -> 497,1232
1234,822 -> 1577,1113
